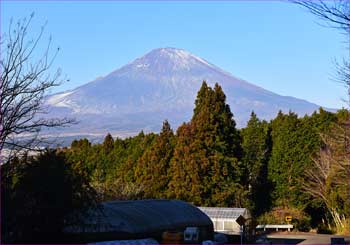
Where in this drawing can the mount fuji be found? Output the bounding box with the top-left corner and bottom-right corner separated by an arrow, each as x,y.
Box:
45,47 -> 325,139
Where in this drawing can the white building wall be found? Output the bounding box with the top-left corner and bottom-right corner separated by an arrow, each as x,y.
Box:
210,218 -> 241,235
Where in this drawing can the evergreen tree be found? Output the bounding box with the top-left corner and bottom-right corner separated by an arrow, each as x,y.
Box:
103,133 -> 114,154
114,131 -> 157,183
167,122 -> 197,202
168,82 -> 243,206
268,111 -> 325,208
268,111 -> 300,207
135,120 -> 175,198
241,111 -> 271,216
302,109 -> 350,230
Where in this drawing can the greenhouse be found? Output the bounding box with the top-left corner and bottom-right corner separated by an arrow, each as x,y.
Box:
65,199 -> 213,243
198,207 -> 251,235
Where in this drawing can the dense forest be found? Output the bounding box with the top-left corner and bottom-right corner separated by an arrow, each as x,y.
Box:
2,81 -> 350,243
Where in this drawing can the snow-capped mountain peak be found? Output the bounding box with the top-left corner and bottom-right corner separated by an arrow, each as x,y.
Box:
127,47 -> 218,73
45,47 -> 325,137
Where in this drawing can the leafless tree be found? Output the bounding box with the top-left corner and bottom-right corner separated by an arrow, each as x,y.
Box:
293,0 -> 350,107
294,0 -> 350,231
293,1 -> 349,29
0,14 -> 74,161
303,128 -> 350,230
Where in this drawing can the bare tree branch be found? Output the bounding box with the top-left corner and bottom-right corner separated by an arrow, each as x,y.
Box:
293,0 -> 350,108
0,14 -> 74,162
302,121 -> 350,229
293,0 -> 350,30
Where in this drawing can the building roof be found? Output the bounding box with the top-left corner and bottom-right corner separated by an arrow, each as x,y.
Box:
66,199 -> 213,234
198,207 -> 250,220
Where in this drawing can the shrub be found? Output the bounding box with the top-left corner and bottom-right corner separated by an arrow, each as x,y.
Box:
337,218 -> 350,235
257,206 -> 312,232
317,224 -> 334,234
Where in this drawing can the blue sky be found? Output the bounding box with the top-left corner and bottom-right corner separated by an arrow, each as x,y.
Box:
1,1 -> 348,109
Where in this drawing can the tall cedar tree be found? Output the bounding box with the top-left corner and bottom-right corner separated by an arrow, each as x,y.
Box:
103,133 -> 114,154
269,111 -> 302,207
268,111 -> 326,208
98,133 -> 115,183
241,111 -> 271,217
168,82 -> 243,206
135,120 -> 175,198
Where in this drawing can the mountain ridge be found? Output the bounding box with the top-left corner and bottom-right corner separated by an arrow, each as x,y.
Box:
45,47 -> 329,138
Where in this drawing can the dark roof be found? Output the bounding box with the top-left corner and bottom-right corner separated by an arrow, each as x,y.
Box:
66,199 -> 213,234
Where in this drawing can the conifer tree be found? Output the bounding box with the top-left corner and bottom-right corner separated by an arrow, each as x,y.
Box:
241,111 -> 271,216
268,111 -> 300,206
168,81 -> 243,206
268,111 -> 321,208
116,131 -> 156,183
167,122 -> 204,203
135,120 -> 175,198
103,133 -> 114,154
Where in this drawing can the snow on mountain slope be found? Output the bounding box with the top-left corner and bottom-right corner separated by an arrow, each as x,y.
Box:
45,47 -> 325,137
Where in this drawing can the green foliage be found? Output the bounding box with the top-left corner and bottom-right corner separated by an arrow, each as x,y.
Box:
3,79 -> 349,239
241,111 -> 272,217
103,133 -> 114,154
59,85 -> 346,232
166,122 -> 195,201
257,206 -> 311,231
15,82 -> 343,235
115,131 -> 157,183
268,109 -> 334,208
317,224 -> 334,234
168,82 -> 243,206
338,219 -> 350,235
135,120 -> 175,198
302,109 -> 350,233
1,150 -> 97,243
269,111 -> 303,206
295,217 -> 312,232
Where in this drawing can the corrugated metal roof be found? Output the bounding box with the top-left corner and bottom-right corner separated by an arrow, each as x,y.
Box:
66,199 -> 213,234
198,207 -> 250,220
